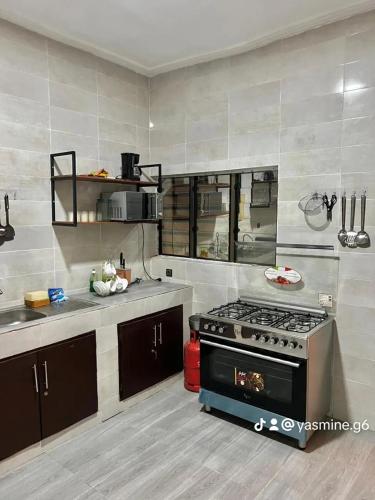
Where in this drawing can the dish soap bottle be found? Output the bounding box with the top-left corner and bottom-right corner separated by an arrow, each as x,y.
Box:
89,268 -> 96,292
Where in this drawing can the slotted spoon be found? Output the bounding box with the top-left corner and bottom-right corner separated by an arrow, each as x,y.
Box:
346,194 -> 357,248
355,193 -> 370,247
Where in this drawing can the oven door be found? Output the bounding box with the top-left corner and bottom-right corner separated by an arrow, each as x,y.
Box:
200,336 -> 306,421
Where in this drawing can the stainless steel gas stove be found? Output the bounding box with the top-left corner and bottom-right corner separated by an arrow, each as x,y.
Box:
196,297 -> 333,448
199,297 -> 329,359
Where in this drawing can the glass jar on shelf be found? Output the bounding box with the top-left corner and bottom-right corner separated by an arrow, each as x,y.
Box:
96,193 -> 112,221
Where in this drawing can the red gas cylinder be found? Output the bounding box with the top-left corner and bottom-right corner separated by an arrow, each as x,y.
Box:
184,315 -> 200,392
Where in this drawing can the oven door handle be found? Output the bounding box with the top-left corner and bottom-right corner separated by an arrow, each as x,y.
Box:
200,339 -> 301,368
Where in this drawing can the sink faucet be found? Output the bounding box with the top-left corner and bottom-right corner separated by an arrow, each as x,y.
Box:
215,232 -> 220,258
0,288 -> 3,295
242,233 -> 254,242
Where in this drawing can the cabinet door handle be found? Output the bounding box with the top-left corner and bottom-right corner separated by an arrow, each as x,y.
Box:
43,361 -> 49,390
32,364 -> 39,394
158,322 -> 163,345
151,348 -> 158,360
153,324 -> 157,347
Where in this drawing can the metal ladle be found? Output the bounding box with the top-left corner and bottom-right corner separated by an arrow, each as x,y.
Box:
355,193 -> 370,247
337,194 -> 347,245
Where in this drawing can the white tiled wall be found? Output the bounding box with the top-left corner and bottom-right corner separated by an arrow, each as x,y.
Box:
150,11 -> 375,428
0,18 -> 156,308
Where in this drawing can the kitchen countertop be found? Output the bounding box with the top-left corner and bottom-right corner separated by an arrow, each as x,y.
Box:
0,280 -> 191,336
76,280 -> 189,306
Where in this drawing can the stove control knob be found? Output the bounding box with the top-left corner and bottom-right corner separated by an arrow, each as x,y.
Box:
210,324 -> 217,332
269,337 -> 278,345
289,341 -> 297,350
203,323 -> 210,331
250,333 -> 259,341
259,335 -> 269,343
279,339 -> 288,347
218,326 -> 225,334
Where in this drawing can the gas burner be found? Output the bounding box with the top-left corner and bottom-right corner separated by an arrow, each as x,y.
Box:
208,301 -> 258,320
251,313 -> 275,325
222,309 -> 245,319
244,308 -> 288,326
277,314 -> 324,333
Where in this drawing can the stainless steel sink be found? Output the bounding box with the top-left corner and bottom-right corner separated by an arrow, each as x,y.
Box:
0,298 -> 98,330
0,308 -> 46,328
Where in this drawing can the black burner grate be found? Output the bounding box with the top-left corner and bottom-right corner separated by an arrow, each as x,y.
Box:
207,301 -> 258,320
207,301 -> 326,333
275,314 -> 325,333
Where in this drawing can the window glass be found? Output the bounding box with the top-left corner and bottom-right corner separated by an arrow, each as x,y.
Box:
160,168 -> 278,265
236,170 -> 277,265
196,174 -> 230,261
161,177 -> 190,256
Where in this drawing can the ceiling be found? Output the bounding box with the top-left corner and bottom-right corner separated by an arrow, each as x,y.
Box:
1,0 -> 375,76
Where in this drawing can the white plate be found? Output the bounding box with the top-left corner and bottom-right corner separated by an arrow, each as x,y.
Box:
264,266 -> 302,285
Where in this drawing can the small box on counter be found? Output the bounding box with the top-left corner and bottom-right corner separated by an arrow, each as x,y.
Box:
24,290 -> 50,308
116,268 -> 131,283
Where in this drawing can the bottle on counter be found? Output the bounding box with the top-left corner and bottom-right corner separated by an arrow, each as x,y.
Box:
89,268 -> 97,292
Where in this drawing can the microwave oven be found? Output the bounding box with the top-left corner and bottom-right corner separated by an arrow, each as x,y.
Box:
110,192 -> 161,221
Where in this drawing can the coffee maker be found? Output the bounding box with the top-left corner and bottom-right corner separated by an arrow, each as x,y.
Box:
121,152 -> 142,180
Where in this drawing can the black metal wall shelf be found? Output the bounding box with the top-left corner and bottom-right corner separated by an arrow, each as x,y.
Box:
51,175 -> 159,188
50,151 -> 162,227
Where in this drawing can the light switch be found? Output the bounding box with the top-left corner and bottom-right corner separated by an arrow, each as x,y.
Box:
318,293 -> 333,308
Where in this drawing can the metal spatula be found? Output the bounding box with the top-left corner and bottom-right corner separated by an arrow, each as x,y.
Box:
346,194 -> 357,248
4,194 -> 15,241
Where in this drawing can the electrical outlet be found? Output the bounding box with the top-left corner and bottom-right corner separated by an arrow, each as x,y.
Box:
318,293 -> 333,308
166,268 -> 173,277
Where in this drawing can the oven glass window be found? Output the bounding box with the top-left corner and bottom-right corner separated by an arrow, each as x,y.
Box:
210,350 -> 293,404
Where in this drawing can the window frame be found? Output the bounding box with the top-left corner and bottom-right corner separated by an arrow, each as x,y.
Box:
159,169 -> 278,265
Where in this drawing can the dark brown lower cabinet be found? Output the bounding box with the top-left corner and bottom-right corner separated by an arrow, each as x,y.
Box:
154,307 -> 184,379
0,352 -> 41,461
118,305 -> 183,400
39,332 -> 98,438
118,315 -> 161,399
0,331 -> 98,462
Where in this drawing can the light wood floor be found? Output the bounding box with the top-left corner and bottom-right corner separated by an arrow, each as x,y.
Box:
0,376 -> 374,500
